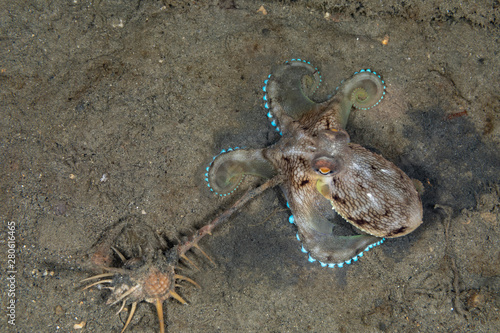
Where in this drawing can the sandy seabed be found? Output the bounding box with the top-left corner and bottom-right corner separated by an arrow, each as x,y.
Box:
1,1 -> 499,332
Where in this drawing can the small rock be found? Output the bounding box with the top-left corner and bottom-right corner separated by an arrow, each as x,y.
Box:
54,305 -> 64,315
74,321 -> 86,329
257,5 -> 267,15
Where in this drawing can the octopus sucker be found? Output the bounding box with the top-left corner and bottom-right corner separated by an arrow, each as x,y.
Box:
343,70 -> 386,110
207,59 -> 422,267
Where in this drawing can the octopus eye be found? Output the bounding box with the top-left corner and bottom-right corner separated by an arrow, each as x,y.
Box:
318,167 -> 333,175
312,156 -> 343,176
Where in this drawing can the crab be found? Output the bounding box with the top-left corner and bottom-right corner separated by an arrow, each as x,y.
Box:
81,176 -> 281,332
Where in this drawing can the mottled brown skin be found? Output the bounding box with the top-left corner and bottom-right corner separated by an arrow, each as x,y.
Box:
207,61 -> 423,265
324,144 -> 422,238
259,120 -> 422,263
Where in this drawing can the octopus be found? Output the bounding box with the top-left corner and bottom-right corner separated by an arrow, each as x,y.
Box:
206,59 -> 423,267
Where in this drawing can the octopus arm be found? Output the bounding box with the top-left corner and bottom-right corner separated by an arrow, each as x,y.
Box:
286,185 -> 383,265
321,70 -> 386,129
207,148 -> 277,196
265,60 -> 322,132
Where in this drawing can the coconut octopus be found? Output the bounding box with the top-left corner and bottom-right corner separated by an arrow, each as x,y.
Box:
206,59 -> 423,268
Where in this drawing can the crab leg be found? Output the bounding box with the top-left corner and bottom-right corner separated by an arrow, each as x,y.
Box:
120,301 -> 137,333
155,298 -> 165,333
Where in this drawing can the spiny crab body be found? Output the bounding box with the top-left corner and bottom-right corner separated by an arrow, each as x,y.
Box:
81,221 -> 210,333
81,178 -> 278,332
